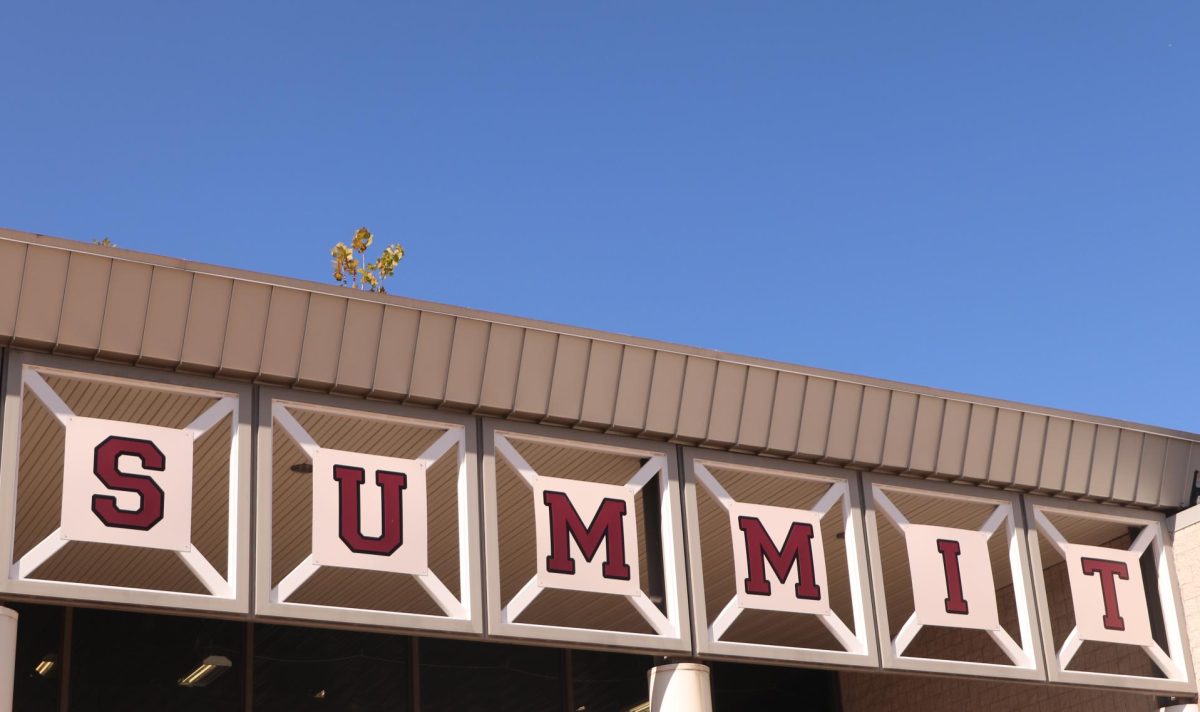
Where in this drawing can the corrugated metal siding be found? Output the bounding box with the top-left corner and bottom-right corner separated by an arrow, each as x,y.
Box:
2,229 -> 1197,509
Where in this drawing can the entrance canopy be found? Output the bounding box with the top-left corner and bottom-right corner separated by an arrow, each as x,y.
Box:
0,229 -> 1197,696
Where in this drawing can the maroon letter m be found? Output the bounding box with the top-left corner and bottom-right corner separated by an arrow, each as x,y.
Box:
542,491 -> 632,581
333,465 -> 407,556
738,516 -> 821,600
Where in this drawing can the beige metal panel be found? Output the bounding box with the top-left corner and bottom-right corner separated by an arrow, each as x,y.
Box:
704,361 -> 747,447
332,299 -> 385,394
851,385 -> 889,467
765,372 -> 805,455
295,293 -> 348,389
735,367 -> 777,451
1087,425 -> 1121,500
578,340 -> 623,429
1160,439 -> 1192,509
512,329 -> 558,419
796,376 -> 835,459
139,267 -> 192,367
908,395 -> 945,475
675,356 -> 718,442
55,253 -> 111,355
13,246 -> 70,349
1038,417 -> 1072,494
179,273 -> 233,372
258,288 -> 310,383
219,280 -> 273,378
545,335 -> 590,424
407,311 -> 457,404
643,350 -> 687,437
880,391 -> 918,470
443,318 -> 491,409
935,400 -> 971,477
987,409 -> 1022,486
1111,429 -> 1145,503
477,323 -> 524,414
612,345 -> 655,433
0,240 -> 27,344
1014,413 -> 1048,489
1063,421 -> 1097,496
824,381 -> 862,462
370,305 -> 420,398
1134,434 -> 1167,506
97,260 -> 154,360
961,404 -> 997,483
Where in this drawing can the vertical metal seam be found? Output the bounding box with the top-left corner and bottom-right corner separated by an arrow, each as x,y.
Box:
1030,414 -> 1049,492
470,322 -> 493,413
253,286 -> 274,378
789,375 -> 810,458
290,292 -> 315,388
754,369 -> 780,454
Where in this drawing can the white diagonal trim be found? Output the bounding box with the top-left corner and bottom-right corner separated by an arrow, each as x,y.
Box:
988,628 -> 1031,668
502,577 -> 541,623
494,435 -> 538,488
456,435 -> 472,614
416,572 -> 468,619
1144,642 -> 1183,681
178,548 -> 232,598
11,529 -> 68,579
1157,532 -> 1189,681
819,611 -> 865,655
812,482 -> 847,517
625,456 -> 665,494
417,428 -> 463,469
1033,508 -> 1068,556
872,487 -> 910,532
185,397 -> 236,439
892,614 -> 920,655
1006,511 -> 1037,667
23,369 -> 74,424
1128,525 -> 1156,556
978,505 -> 1009,536
226,413 -> 240,593
693,463 -> 734,512
709,597 -> 742,641
272,555 -> 320,603
843,495 -> 868,642
628,590 -> 675,637
1058,627 -> 1082,667
272,404 -> 319,459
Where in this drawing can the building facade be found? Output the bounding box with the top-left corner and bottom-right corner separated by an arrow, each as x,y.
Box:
0,227 -> 1196,711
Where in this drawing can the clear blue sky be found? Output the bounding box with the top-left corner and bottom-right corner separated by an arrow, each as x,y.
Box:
3,3 -> 1197,431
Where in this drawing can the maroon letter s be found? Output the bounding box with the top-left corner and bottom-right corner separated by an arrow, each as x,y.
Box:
91,436 -> 166,530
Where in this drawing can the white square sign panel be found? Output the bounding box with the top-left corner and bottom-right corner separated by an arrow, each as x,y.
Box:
533,475 -> 640,596
61,416 -> 194,551
311,449 -> 429,575
1062,543 -> 1154,646
729,502 -> 829,615
905,524 -> 1000,631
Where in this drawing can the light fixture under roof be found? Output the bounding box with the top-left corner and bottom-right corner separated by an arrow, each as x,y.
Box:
34,654 -> 57,677
178,655 -> 233,688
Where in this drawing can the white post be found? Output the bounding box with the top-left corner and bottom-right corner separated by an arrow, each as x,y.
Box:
648,662 -> 712,712
0,607 -> 16,712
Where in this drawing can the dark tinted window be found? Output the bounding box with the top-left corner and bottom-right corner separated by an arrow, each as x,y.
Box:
710,660 -> 835,711
70,607 -> 244,711
6,602 -> 62,712
420,637 -> 561,712
253,622 -> 409,712
571,649 -> 652,712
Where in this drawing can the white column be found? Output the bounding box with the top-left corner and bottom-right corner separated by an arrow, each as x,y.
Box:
0,607 -> 16,712
648,662 -> 712,712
